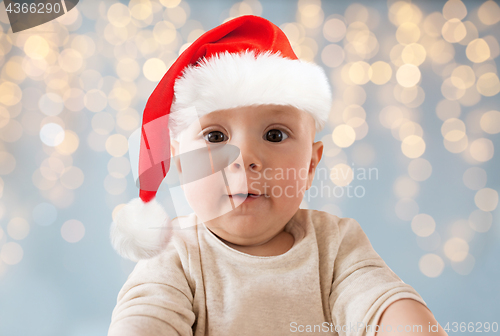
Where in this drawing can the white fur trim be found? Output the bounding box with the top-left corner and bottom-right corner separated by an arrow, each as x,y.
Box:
170,50 -> 332,139
110,198 -> 172,262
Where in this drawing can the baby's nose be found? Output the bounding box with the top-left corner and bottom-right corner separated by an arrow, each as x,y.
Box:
228,137 -> 263,172
228,152 -> 261,173
231,162 -> 258,170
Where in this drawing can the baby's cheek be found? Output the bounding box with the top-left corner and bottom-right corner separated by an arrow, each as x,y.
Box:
183,173 -> 233,222
271,165 -> 309,202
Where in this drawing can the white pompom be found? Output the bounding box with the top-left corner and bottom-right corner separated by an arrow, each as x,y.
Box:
110,197 -> 172,262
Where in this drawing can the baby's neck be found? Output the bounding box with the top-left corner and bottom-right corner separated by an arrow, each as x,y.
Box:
220,230 -> 295,257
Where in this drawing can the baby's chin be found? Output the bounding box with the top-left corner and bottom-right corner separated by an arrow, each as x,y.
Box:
205,214 -> 277,246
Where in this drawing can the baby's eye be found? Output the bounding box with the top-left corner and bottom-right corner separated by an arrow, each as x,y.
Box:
265,129 -> 288,142
204,131 -> 227,143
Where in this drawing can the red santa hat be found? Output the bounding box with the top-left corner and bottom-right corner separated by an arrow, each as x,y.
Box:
110,15 -> 332,261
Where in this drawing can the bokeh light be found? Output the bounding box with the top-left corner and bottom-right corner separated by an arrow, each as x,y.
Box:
468,209 -> 492,232
370,61 -> 392,85
7,217 -> 30,240
0,242 -> 23,265
396,22 -> 420,45
323,18 -> 346,42
58,49 -> 84,73
23,35 -> 50,60
116,108 -> 140,131
448,219 -> 475,242
108,87 -> 132,111
329,163 -> 353,187
408,158 -> 432,181
61,219 -> 85,243
348,61 -> 371,85
395,198 -> 419,221
116,58 -> 141,82
419,253 -> 444,277
60,167 -> 85,190
466,39 -> 490,63
398,120 -> 423,141
56,131 -> 80,155
108,3 -> 132,27
478,1 -> 500,25
401,135 -> 426,158
0,81 -> 22,106
84,89 -> 108,113
441,118 -> 466,141
40,123 -> 65,147
321,44 -> 344,68
411,213 -> 436,237
39,93 -> 64,116
442,19 -> 466,43
469,138 -> 494,162
443,0 -> 467,21
105,134 -> 129,157
63,88 -> 85,112
429,40 -> 455,64
443,132 -> 468,153
451,254 -> 475,275
480,110 -> 500,134
104,174 -> 128,195
0,119 -> 23,142
451,65 -> 475,89
332,124 -> 356,148
379,106 -> 405,129
462,167 -> 487,190
342,104 -> 366,128
442,77 -> 465,100
476,72 -> 500,96
401,43 -> 426,66
143,57 -> 167,81
444,237 -> 469,262
474,188 -> 498,212
394,176 -> 419,198
396,64 -> 421,87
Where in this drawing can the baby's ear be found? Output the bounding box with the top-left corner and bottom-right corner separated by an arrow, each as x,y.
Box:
311,140 -> 323,167
306,140 -> 323,189
170,139 -> 182,174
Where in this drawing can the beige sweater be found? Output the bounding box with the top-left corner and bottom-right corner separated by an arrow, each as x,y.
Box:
108,209 -> 427,336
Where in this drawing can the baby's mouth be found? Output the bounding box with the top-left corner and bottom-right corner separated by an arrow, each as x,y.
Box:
229,193 -> 259,198
227,193 -> 266,201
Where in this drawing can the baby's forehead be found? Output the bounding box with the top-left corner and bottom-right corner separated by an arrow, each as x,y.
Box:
201,104 -> 308,123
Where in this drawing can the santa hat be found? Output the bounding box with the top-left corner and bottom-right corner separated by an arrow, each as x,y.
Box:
110,15 -> 332,261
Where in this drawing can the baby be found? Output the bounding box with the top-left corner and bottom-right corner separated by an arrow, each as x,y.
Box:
108,15 -> 447,336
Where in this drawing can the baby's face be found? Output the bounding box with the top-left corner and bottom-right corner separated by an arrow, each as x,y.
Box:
171,105 -> 323,247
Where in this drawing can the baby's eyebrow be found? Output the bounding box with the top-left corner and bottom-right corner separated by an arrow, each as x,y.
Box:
265,112 -> 302,125
267,107 -> 294,114
198,107 -> 301,127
